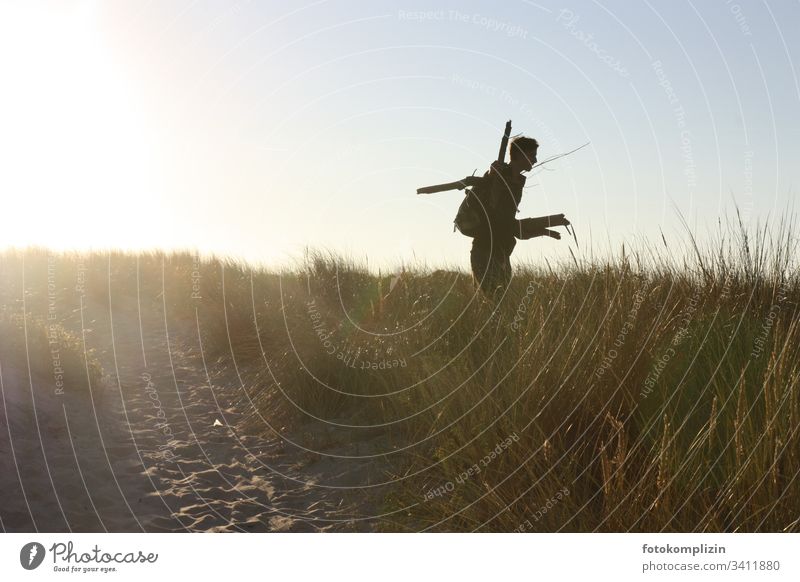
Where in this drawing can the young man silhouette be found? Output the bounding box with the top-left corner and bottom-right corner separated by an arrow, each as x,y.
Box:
469,136 -> 569,298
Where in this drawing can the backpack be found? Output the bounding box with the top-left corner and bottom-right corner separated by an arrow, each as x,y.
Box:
453,165 -> 502,237
453,161 -> 509,238
453,186 -> 487,237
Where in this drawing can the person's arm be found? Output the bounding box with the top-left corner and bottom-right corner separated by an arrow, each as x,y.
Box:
515,215 -> 570,240
515,223 -> 561,240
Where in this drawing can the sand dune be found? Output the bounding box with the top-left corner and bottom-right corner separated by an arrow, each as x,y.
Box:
1,297 -> 388,532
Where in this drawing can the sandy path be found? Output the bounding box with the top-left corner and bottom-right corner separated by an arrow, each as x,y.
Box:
1,294 -> 393,532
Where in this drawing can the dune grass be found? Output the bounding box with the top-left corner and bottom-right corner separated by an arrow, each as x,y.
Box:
0,249 -> 103,401
1,215 -> 798,532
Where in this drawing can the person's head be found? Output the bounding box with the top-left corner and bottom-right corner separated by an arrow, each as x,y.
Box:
509,136 -> 539,173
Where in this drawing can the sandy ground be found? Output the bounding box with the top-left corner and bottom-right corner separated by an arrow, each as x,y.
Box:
0,296 -> 396,532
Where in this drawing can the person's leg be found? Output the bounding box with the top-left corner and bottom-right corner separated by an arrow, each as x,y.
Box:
471,239 -> 510,299
498,249 -> 513,291
470,238 -> 493,295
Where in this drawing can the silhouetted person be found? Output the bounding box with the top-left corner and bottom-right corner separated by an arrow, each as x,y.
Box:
469,137 -> 569,298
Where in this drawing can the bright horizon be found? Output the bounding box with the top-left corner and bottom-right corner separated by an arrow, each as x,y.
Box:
1,0 -> 798,271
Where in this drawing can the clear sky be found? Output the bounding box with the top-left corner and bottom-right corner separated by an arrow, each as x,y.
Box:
1,0 -> 798,271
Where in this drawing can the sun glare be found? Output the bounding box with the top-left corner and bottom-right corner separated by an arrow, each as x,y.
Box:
0,2 -> 159,252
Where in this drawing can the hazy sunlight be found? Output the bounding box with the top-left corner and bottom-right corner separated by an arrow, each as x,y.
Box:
0,2 -> 160,251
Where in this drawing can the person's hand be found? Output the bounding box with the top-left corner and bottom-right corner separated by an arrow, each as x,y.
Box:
543,229 -> 561,240
552,213 -> 570,227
